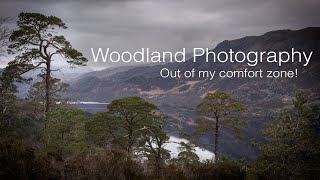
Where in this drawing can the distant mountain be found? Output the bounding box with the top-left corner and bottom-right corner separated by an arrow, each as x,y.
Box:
78,52 -> 194,80
77,65 -> 145,80
12,66 -> 94,98
67,27 -> 320,159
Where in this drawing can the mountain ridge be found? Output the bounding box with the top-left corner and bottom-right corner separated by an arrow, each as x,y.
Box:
67,27 -> 320,158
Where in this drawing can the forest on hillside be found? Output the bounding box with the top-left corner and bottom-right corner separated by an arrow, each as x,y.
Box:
0,13 -> 320,180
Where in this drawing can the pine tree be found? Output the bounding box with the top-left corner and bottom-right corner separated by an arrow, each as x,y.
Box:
140,113 -> 171,172
254,93 -> 320,178
194,91 -> 246,161
27,74 -> 69,120
8,12 -> 87,124
0,63 -> 30,125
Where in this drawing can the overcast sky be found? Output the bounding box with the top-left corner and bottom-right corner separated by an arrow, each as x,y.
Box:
0,0 -> 319,69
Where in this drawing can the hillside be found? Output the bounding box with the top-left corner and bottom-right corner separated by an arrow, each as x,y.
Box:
67,27 -> 320,159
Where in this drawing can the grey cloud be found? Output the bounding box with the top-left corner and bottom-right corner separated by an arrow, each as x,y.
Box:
0,0 -> 319,69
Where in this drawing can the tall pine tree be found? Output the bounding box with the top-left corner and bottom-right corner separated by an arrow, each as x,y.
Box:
8,12 -> 87,125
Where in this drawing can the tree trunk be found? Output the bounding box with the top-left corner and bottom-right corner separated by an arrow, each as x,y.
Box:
128,125 -> 133,154
155,146 -> 163,174
44,60 -> 51,127
214,117 -> 219,162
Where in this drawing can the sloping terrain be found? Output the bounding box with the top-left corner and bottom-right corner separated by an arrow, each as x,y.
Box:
67,27 -> 320,159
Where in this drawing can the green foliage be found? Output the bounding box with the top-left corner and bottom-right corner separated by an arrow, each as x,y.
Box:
192,90 -> 247,161
175,142 -> 200,165
8,12 -> 87,69
85,112 -> 113,148
106,96 -> 158,154
86,98 -> 172,175
0,134 -> 248,180
0,63 -> 31,126
42,108 -> 87,159
28,76 -> 69,103
107,96 -> 158,116
27,75 -> 69,121
197,91 -> 246,117
8,12 -> 87,113
139,113 -> 171,172
252,93 -> 320,179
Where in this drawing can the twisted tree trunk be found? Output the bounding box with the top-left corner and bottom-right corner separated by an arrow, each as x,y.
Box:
214,117 -> 219,162
44,60 -> 51,127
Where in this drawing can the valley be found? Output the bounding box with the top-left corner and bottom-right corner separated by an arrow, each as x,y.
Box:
15,27 -> 320,160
